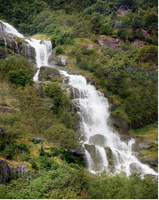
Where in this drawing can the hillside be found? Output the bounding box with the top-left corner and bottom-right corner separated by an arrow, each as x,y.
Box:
0,0 -> 158,199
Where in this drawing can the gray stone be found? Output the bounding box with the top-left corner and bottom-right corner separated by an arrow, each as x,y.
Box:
144,138 -> 158,144
89,134 -> 107,147
144,174 -> 158,180
32,136 -> 46,141
140,157 -> 158,167
129,162 -> 143,174
84,144 -> 105,171
39,66 -> 60,81
54,55 -> 68,66
138,142 -> 152,150
109,113 -> 130,135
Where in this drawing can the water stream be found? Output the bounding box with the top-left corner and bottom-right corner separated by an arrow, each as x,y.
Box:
0,20 -> 158,177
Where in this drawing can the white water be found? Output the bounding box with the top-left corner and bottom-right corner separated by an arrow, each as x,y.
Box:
0,20 -> 52,81
0,20 -> 24,38
25,39 -> 52,81
61,71 -> 158,177
0,20 -> 158,177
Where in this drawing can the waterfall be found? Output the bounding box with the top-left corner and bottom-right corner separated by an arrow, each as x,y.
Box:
0,20 -> 52,81
0,20 -> 158,177
25,39 -> 52,81
4,38 -> 8,58
60,71 -> 157,177
0,20 -> 24,38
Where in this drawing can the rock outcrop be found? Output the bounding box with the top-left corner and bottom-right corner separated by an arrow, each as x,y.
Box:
109,113 -> 130,135
98,35 -> 122,50
54,55 -> 68,66
38,66 -> 61,81
0,31 -> 35,60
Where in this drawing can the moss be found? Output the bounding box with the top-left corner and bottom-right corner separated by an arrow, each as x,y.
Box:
111,105 -> 131,123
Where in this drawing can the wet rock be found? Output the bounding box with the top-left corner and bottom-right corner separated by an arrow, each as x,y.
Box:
39,66 -> 60,81
84,144 -> 105,171
129,162 -> 143,174
109,113 -> 130,135
89,134 -> 107,147
104,146 -> 113,165
0,31 -> 35,60
0,160 -> 11,183
86,78 -> 98,89
140,157 -> 158,167
54,55 -> 68,66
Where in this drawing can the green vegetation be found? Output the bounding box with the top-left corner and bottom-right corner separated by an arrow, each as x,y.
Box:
0,0 -> 158,198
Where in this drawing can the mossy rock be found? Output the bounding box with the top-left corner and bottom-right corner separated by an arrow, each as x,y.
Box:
39,66 -> 61,81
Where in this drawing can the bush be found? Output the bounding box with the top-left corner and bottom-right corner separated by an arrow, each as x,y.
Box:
55,46 -> 64,55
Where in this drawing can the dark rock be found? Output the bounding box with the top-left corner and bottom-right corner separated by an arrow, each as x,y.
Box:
109,113 -> 130,135
73,147 -> 85,156
42,98 -> 54,109
0,127 -> 3,134
140,157 -> 158,167
0,31 -> 35,60
104,146 -> 113,165
39,66 -> 60,81
0,160 -> 11,183
89,134 -> 107,147
86,78 -> 98,89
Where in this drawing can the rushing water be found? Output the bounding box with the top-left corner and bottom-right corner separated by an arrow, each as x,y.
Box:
1,20 -> 158,177
61,71 -> 158,177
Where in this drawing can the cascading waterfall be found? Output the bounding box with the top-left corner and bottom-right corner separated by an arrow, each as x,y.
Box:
61,71 -> 158,177
0,20 -> 158,177
25,39 -> 52,81
0,20 -> 52,81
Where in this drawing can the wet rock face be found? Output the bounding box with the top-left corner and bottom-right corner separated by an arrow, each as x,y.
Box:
140,157 -> 158,167
129,162 -> 143,174
0,31 -> 35,60
104,146 -> 113,165
109,113 -> 130,135
89,134 -> 107,147
84,144 -> 105,171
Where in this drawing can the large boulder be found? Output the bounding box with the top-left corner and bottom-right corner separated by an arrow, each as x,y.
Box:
140,157 -> 158,167
89,134 -> 107,147
54,55 -> 68,66
129,162 -> 143,174
109,113 -> 130,135
38,66 -> 60,81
